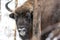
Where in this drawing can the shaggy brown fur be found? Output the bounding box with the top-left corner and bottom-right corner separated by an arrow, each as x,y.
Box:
5,0 -> 33,40
41,0 -> 60,40
5,0 -> 60,40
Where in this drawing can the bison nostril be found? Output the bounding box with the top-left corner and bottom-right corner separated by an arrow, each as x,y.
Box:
58,39 -> 60,40
18,30 -> 21,32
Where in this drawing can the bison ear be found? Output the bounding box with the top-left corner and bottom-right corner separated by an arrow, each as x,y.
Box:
9,13 -> 15,19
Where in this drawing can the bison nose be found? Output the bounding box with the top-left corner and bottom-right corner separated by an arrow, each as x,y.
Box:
18,27 -> 26,32
18,26 -> 24,29
18,28 -> 26,36
20,26 -> 24,29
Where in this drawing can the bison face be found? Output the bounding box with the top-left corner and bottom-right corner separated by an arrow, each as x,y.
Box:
9,10 -> 33,39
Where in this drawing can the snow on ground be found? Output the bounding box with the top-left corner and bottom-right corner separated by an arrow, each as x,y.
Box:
0,0 -> 27,40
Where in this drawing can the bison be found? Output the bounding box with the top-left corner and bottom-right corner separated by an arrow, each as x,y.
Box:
5,0 -> 60,40
5,0 -> 33,40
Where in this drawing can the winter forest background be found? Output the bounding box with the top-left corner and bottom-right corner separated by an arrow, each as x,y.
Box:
0,0 -> 27,40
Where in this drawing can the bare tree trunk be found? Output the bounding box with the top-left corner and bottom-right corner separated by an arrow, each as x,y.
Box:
14,28 -> 16,40
14,0 -> 18,40
32,0 -> 41,40
37,0 -> 41,39
15,0 -> 18,8
0,0 -> 1,21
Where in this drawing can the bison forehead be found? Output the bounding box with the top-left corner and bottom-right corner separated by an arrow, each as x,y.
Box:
14,1 -> 33,15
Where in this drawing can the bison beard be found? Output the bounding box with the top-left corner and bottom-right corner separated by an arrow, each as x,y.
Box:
5,0 -> 60,40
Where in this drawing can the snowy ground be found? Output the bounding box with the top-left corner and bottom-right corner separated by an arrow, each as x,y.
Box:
0,0 -> 27,40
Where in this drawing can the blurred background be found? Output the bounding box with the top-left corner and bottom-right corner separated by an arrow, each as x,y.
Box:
0,0 -> 27,40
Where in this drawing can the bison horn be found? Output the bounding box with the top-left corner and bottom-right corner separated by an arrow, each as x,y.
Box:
5,0 -> 13,12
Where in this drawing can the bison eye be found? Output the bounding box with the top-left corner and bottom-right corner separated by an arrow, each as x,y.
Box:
26,11 -> 31,18
26,11 -> 33,20
9,13 -> 15,19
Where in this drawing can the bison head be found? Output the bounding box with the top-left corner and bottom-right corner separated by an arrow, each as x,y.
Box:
10,10 -> 33,40
5,0 -> 33,40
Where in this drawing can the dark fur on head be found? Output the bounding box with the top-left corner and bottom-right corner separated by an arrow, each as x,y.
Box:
6,0 -> 60,40
6,0 -> 33,40
9,10 -> 33,40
